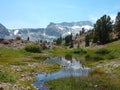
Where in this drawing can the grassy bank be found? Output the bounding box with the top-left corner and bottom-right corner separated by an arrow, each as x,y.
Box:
46,40 -> 120,90
47,71 -> 120,90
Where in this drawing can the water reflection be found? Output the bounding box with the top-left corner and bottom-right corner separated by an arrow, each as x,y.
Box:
65,54 -> 72,60
33,56 -> 91,90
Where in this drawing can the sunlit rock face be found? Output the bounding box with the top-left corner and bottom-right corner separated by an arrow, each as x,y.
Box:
46,21 -> 93,38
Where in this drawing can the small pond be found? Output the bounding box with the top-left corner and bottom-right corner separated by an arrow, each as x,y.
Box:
33,56 -> 92,90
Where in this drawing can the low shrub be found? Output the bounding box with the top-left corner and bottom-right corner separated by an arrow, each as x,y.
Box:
92,54 -> 104,61
25,45 -> 42,53
85,54 -> 104,61
106,53 -> 117,59
0,71 -> 16,83
73,48 -> 87,54
89,68 -> 106,76
16,36 -> 21,40
95,48 -> 111,55
65,54 -> 72,60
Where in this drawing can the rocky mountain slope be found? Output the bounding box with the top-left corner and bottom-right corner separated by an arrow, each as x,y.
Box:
0,23 -> 10,38
1,21 -> 93,41
46,21 -> 93,38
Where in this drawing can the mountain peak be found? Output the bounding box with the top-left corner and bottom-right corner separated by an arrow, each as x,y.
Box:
45,21 -> 93,39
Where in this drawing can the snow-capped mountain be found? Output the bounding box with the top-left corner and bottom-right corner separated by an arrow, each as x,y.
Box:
46,21 -> 93,38
3,21 -> 93,41
10,28 -> 46,41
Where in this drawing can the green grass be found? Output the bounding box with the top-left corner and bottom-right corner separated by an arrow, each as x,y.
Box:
47,76 -> 120,90
82,40 -> 120,66
47,68 -> 120,90
101,41 -> 120,59
113,66 -> 120,77
46,40 -> 120,90
73,48 -> 87,54
0,47 -> 50,65
0,40 -> 119,89
95,48 -> 111,55
0,47 -> 61,89
46,48 -> 72,57
0,71 -> 16,83
0,48 -> 26,65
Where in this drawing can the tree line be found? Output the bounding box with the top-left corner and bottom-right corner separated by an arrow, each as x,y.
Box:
55,12 -> 120,47
85,12 -> 120,46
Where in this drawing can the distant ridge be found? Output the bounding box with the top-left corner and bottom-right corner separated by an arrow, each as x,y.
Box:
0,21 -> 93,41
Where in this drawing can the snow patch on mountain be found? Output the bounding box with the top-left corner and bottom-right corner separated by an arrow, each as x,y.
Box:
71,26 -> 81,30
14,30 -> 19,35
58,26 -> 64,31
81,25 -> 93,30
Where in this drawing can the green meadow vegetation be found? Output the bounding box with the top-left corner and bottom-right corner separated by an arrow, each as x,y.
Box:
0,39 -> 120,89
0,46 -> 60,89
0,71 -> 16,83
46,40 -> 120,90
47,69 -> 120,90
24,45 -> 42,53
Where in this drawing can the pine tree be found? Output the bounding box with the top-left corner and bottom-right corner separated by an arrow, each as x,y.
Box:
85,34 -> 90,47
93,15 -> 112,44
27,37 -> 29,41
82,28 -> 85,34
56,35 -> 62,45
114,12 -> 120,39
65,33 -> 72,46
70,40 -> 74,48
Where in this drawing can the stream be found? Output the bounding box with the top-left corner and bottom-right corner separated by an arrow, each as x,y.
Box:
33,56 -> 91,90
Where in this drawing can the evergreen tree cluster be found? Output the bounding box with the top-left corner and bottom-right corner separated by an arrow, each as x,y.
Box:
65,33 -> 72,46
64,33 -> 73,48
85,12 -> 120,46
93,15 -> 112,44
56,35 -> 62,45
114,12 -> 120,39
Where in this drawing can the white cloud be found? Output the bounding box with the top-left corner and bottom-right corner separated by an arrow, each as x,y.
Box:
89,7 -> 120,23
110,14 -> 116,21
90,16 -> 98,22
90,14 -> 116,24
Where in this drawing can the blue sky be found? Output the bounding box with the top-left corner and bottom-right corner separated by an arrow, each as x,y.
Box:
0,0 -> 120,29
